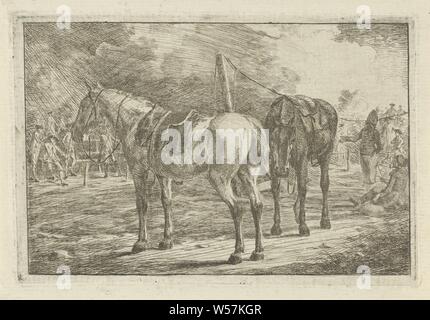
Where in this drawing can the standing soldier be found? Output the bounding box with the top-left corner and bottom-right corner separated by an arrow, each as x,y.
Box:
342,109 -> 382,185
29,124 -> 44,182
62,123 -> 78,177
45,111 -> 59,137
391,128 -> 406,158
386,103 -> 397,118
44,135 -> 67,186
394,105 -> 405,128
380,118 -> 394,152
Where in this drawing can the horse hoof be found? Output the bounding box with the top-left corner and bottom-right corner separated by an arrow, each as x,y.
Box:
250,251 -> 264,261
132,241 -> 148,253
227,253 -> 243,265
320,218 -> 331,229
159,239 -> 173,250
270,224 -> 282,236
299,224 -> 310,236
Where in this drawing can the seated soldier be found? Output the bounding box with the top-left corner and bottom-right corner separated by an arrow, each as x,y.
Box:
349,154 -> 409,210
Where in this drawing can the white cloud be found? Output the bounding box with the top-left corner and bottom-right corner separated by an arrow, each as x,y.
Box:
251,24 -> 408,116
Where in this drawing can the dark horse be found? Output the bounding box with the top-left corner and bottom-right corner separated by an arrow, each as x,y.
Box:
72,85 -> 267,264
265,94 -> 338,236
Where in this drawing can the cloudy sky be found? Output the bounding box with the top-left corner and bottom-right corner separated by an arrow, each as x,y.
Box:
25,23 -> 408,127
128,23 -> 408,115
258,24 -> 407,110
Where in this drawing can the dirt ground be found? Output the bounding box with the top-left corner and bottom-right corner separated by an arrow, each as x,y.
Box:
27,164 -> 410,275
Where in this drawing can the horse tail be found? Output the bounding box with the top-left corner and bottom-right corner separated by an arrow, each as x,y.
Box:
314,98 -> 338,139
243,115 -> 270,176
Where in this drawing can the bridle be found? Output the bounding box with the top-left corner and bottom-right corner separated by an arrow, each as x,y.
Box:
275,105 -> 297,195
79,89 -> 128,165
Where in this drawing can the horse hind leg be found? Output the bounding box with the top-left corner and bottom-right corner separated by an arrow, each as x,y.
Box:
296,159 -> 310,236
132,170 -> 150,253
238,166 -> 264,261
158,176 -> 174,250
208,166 -> 244,265
319,155 -> 331,229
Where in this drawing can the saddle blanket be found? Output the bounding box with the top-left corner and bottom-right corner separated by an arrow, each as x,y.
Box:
273,94 -> 330,134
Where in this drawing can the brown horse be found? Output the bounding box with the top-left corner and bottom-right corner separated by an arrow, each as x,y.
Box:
71,86 -> 266,264
265,94 -> 338,236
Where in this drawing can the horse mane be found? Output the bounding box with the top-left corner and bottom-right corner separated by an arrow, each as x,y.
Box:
98,89 -> 153,117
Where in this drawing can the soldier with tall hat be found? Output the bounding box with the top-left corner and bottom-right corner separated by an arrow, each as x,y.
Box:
394,105 -> 405,128
62,122 -> 78,177
44,134 -> 67,185
342,109 -> 383,185
391,128 -> 406,158
386,103 -> 397,117
45,111 -> 59,137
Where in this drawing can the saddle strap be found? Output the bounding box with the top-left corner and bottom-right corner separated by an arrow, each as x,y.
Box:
147,110 -> 172,168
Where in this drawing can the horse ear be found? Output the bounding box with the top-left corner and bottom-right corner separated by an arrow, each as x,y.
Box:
278,97 -> 295,126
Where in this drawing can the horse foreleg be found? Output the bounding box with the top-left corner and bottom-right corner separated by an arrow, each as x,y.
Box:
158,176 -> 174,250
270,174 -> 282,235
269,130 -> 283,235
132,171 -> 149,253
294,194 -> 300,224
103,163 -> 109,178
319,156 -> 331,229
296,160 -> 310,236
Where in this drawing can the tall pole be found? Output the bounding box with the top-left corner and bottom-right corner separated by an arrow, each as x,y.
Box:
215,53 -> 234,112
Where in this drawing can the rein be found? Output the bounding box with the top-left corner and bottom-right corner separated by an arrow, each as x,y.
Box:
274,108 -> 297,195
100,95 -> 129,163
83,89 -> 105,130
80,90 -> 128,165
147,110 -> 172,167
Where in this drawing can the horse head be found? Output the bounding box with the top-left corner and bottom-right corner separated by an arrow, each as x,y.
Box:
71,82 -> 104,142
265,95 -> 297,176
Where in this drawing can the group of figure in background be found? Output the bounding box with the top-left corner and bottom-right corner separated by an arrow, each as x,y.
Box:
29,112 -> 74,185
29,111 -> 119,186
340,103 -> 409,212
